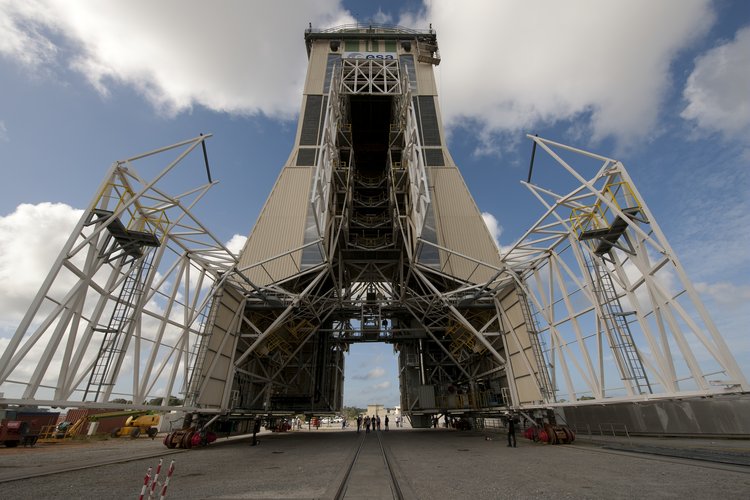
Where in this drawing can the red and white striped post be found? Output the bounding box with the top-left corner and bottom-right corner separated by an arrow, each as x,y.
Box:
138,466 -> 153,500
148,458 -> 163,499
159,460 -> 175,499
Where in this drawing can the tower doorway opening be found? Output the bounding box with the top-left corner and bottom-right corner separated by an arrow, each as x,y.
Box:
343,342 -> 399,410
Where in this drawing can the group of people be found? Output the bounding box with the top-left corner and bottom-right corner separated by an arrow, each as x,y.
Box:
356,414 -> 393,433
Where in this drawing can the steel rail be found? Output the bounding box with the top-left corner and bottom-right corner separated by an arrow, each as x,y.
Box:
374,429 -> 404,500
0,447 -> 186,484
334,432 -> 403,500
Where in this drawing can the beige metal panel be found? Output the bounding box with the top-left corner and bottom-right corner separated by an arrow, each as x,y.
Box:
304,40 -> 329,95
197,287 -> 242,408
431,167 -> 502,283
237,167 -> 312,286
498,288 -> 544,404
515,376 -> 543,405
200,378 -> 229,406
415,60 -> 437,95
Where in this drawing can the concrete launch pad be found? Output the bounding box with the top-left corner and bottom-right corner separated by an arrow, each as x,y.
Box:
1,428 -> 747,499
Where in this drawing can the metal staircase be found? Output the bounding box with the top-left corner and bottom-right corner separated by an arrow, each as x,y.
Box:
84,249 -> 155,401
583,254 -> 652,395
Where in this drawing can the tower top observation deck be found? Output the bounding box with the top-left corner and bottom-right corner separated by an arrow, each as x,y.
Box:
304,23 -> 437,57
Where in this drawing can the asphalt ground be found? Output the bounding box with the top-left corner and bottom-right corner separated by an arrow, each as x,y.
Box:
1,425 -> 748,499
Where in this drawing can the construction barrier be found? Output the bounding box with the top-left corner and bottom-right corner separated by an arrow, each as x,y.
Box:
138,459 -> 175,499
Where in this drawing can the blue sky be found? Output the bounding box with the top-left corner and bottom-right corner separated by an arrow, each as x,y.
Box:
0,1 -> 748,408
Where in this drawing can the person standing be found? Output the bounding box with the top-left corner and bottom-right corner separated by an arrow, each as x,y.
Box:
251,416 -> 262,446
365,415 -> 371,433
356,415 -> 362,433
507,414 -> 517,448
376,415 -> 381,431
384,415 -> 389,431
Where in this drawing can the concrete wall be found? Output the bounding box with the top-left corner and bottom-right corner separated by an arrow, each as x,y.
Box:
557,393 -> 750,437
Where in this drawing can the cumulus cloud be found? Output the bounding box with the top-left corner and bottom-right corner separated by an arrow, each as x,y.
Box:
401,0 -> 713,152
0,203 -> 82,329
694,281 -> 750,310
0,0 -> 355,117
1,0 -> 716,148
681,26 -> 750,139
353,366 -> 386,380
373,380 -> 391,390
481,211 -> 502,246
0,0 -> 59,67
225,234 -> 247,256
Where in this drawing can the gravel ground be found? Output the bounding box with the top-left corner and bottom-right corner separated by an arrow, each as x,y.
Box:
1,427 -> 748,499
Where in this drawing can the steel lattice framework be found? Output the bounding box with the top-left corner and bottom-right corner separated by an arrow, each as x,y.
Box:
1,34 -> 746,426
0,136 -> 238,411
502,136 -> 748,403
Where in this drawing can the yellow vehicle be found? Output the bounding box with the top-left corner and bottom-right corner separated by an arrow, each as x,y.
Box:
110,414 -> 160,439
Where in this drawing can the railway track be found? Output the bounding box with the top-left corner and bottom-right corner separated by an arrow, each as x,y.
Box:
0,447 -> 186,484
334,431 -> 404,500
565,443 -> 750,474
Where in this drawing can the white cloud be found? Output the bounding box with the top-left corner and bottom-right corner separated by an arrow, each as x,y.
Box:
1,0 -> 715,146
681,26 -> 750,139
0,0 -> 59,67
370,9 -> 393,25
353,366 -> 385,380
694,281 -> 750,310
0,203 -> 82,329
0,0 -> 355,117
402,0 -> 713,151
225,234 -> 247,256
481,211 -> 502,246
373,380 -> 391,390
0,120 -> 8,142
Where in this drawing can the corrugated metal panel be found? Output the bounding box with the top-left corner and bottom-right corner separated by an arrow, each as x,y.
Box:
417,96 -> 441,146
296,148 -> 317,166
197,288 -> 242,408
431,168 -> 502,282
415,59 -> 437,95
323,55 -> 341,93
423,148 -> 444,166
498,289 -> 544,405
304,40 -> 329,94
238,167 -> 313,286
299,95 -> 323,146
418,385 -> 436,408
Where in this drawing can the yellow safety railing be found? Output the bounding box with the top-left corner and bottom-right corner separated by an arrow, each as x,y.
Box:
570,180 -> 641,237
446,320 -> 487,357
264,332 -> 292,356
94,177 -> 170,240
289,319 -> 315,342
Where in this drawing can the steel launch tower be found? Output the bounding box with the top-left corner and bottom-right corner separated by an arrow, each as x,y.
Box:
2,25 -> 747,435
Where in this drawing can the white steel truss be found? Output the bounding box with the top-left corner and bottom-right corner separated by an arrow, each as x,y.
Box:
501,135 -> 749,403
0,135 -> 238,411
1,134 -> 745,415
340,58 -> 402,95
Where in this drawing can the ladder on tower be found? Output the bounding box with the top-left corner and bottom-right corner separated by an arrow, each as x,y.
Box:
583,253 -> 652,395
84,249 -> 156,401
515,286 -> 554,402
